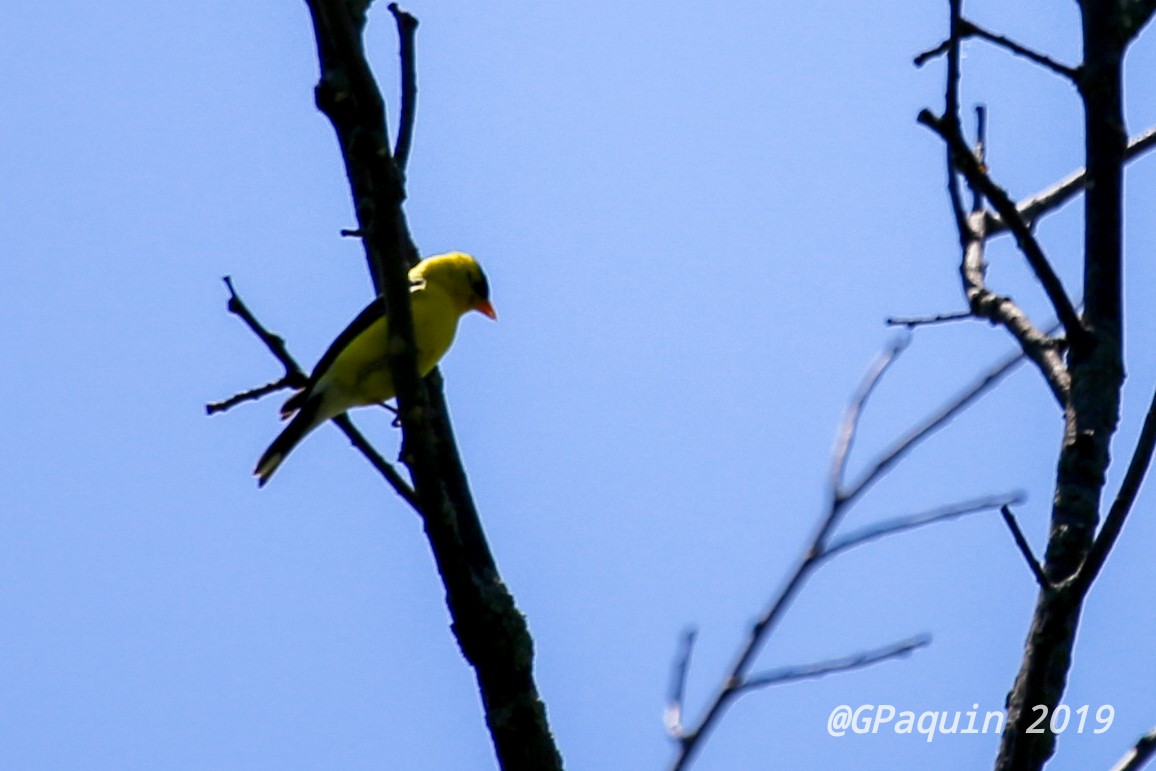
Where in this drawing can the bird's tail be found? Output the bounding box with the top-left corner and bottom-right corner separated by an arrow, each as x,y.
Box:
254,395 -> 326,487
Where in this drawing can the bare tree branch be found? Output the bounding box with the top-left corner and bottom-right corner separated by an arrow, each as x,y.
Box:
987,125 -> 1156,235
994,0 -> 1132,765
1110,726 -> 1156,771
920,11 -> 1083,350
922,23 -> 1071,405
961,19 -> 1080,80
387,3 -> 419,173
668,334 -> 1030,770
841,340 -> 1031,510
1120,1 -> 1156,41
1000,505 -> 1050,589
302,4 -> 562,767
918,109 -> 1085,345
913,17 -> 1079,81
970,104 -> 987,213
218,276 -> 309,384
942,0 -> 971,244
960,209 -> 1070,407
664,628 -> 697,740
332,414 -> 420,512
830,334 -> 911,501
823,493 -> 1023,561
206,375 -> 301,415
886,310 -> 972,328
1075,385 -> 1156,590
740,635 -> 931,692
209,276 -> 419,507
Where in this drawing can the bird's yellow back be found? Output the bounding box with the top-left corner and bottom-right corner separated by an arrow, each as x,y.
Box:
321,278 -> 462,407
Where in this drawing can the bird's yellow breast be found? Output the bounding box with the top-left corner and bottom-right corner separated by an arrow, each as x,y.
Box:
323,284 -> 461,407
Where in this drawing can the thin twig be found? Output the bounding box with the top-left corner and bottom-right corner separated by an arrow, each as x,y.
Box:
823,493 -> 1024,561
1075,385 -> 1156,590
333,414 -> 420,511
664,628 -> 697,739
830,334 -> 911,500
944,96 -> 1068,404
387,3 -> 419,173
1110,726 -> 1156,771
961,209 -> 1070,408
1000,505 -> 1049,589
886,310 -> 973,328
961,19 -> 1079,80
913,18 -> 1080,81
945,78 -> 1067,404
221,276 -> 307,379
741,635 -> 931,692
971,104 -> 987,213
213,277 -> 417,506
987,125 -> 1156,236
943,0 -> 970,245
669,335 -> 1021,770
841,340 -> 1031,510
671,339 -> 914,769
918,109 -> 1085,345
914,38 -> 952,67
206,375 -> 302,415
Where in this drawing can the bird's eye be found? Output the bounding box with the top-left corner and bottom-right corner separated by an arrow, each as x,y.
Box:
471,271 -> 490,300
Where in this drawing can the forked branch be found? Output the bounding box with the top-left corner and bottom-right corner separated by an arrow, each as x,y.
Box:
918,110 -> 1084,345
208,277 -> 419,509
667,335 -> 1035,770
915,18 -> 1079,81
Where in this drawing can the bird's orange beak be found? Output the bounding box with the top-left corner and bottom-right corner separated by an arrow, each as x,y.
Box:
475,299 -> 498,320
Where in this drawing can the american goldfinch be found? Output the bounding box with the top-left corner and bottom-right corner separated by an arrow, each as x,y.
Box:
254,251 -> 496,486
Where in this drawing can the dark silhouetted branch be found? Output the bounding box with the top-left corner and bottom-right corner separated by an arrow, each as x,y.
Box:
914,17 -> 1080,81
1121,2 -> 1156,41
971,104 -> 987,212
206,376 -> 300,415
987,125 -> 1156,235
959,209 -> 1070,407
919,109 -> 1084,346
219,276 -> 309,383
210,277 -> 418,507
387,3 -> 419,173
302,4 -> 562,768
994,0 -> 1132,766
1075,385 -> 1156,591
1000,506 -> 1049,589
332,414 -> 420,511
1110,725 -> 1156,771
942,105 -> 1071,406
914,38 -> 952,67
886,310 -> 972,328
942,0 -> 970,243
962,19 -> 1079,80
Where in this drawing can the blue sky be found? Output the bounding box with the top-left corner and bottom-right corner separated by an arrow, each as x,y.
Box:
2,1 -> 1155,769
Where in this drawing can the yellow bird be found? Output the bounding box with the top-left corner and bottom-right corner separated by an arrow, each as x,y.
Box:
254,252 -> 496,486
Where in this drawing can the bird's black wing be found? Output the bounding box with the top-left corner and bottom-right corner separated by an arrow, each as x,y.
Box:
304,276 -> 425,387
305,296 -> 386,387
